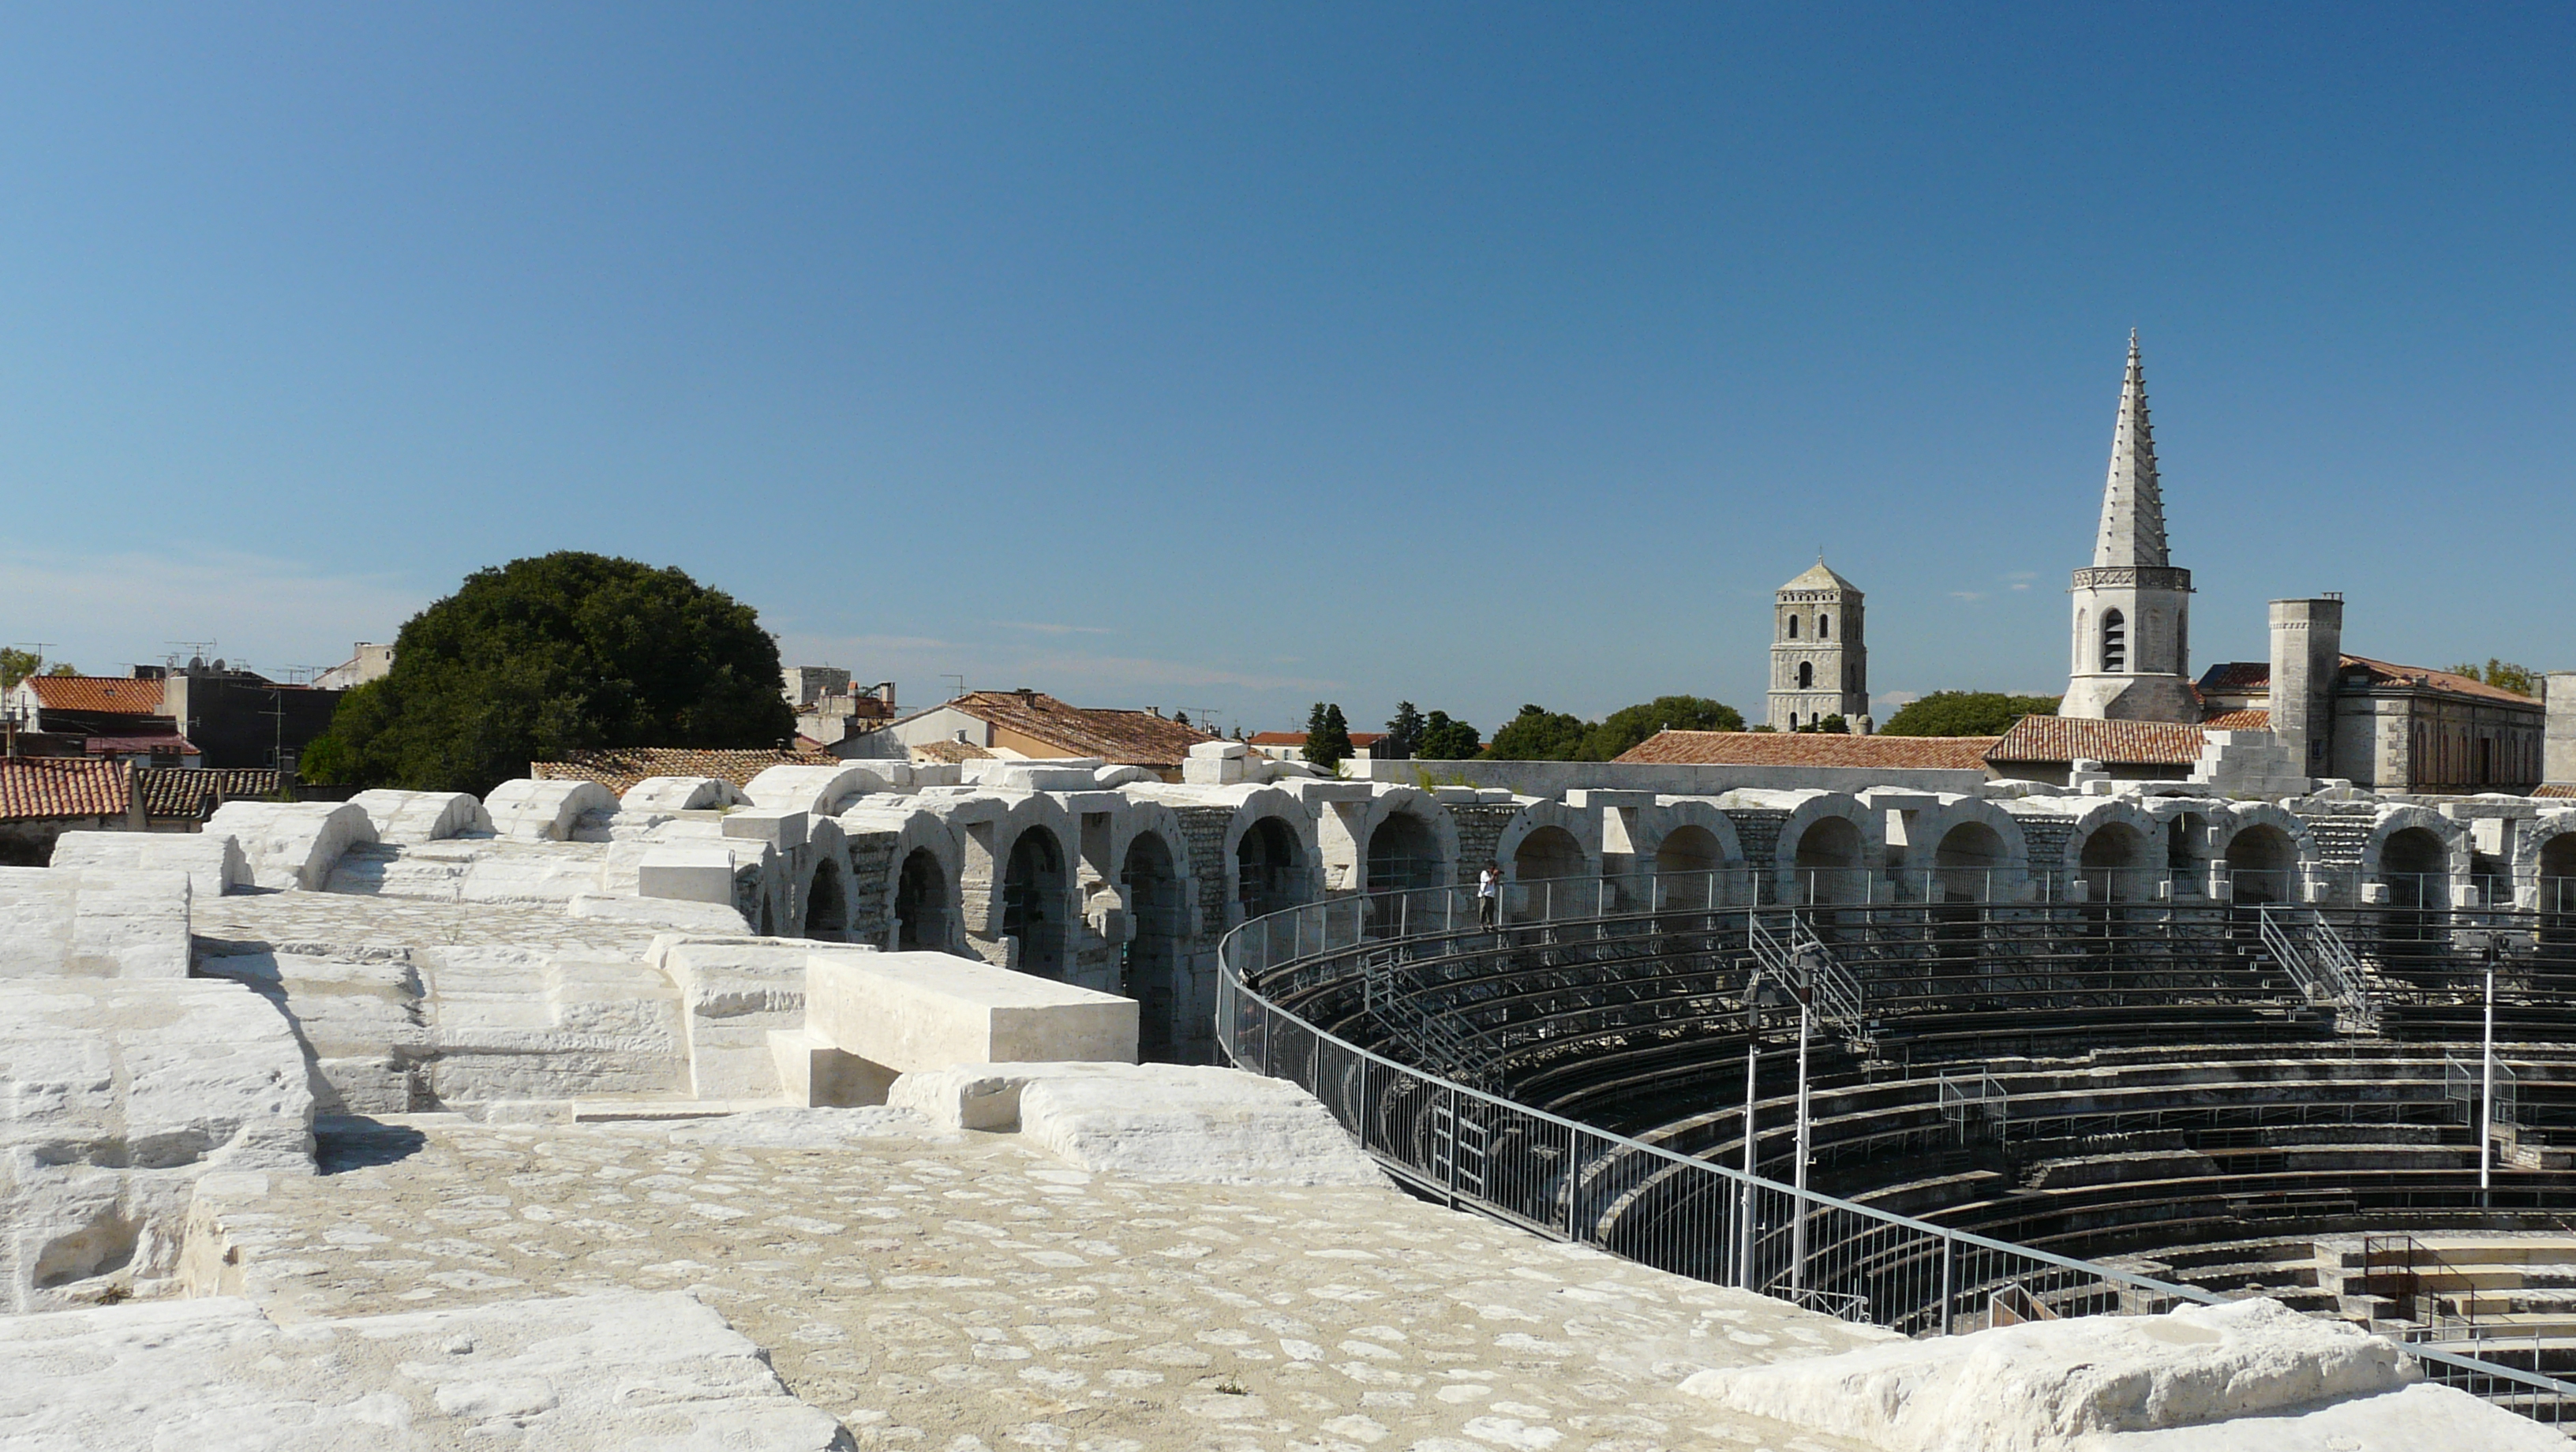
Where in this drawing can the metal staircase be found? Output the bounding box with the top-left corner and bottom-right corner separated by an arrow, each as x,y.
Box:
1750,911 -> 1875,1054
2256,904 -> 2380,1032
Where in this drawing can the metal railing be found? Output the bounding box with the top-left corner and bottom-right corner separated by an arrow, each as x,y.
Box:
2257,903 -> 2380,1030
1216,870 -> 2576,1429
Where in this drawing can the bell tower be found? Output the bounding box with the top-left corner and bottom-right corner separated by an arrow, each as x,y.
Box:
2061,332 -> 2198,722
1767,558 -> 1870,732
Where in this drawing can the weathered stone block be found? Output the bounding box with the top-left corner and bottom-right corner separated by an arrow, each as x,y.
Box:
806,950 -> 1136,1076
635,843 -> 736,904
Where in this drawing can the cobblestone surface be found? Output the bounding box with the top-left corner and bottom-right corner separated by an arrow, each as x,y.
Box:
192,1110 -> 1885,1451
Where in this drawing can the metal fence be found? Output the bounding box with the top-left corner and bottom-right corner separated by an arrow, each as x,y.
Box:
1215,871 -> 2576,1429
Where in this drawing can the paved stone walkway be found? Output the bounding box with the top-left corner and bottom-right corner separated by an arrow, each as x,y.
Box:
189,1110 -> 1883,1452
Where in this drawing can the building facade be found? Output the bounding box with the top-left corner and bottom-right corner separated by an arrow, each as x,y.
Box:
2062,333 -> 2197,722
1765,559 -> 1870,732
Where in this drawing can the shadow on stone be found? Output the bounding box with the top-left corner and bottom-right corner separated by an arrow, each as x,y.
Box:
315,1115 -> 428,1175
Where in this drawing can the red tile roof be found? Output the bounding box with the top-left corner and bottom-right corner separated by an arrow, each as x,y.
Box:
0,758 -> 131,820
134,766 -> 285,818
944,690 -> 1218,771
2537,784 -> 2576,800
2201,709 -> 2271,731
1986,716 -> 2207,766
911,738 -> 996,763
533,747 -> 842,796
83,735 -> 197,756
2199,657 -> 2537,707
25,675 -> 165,714
1615,731 -> 1999,770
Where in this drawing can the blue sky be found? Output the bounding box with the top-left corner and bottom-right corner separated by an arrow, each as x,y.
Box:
2,6 -> 2569,737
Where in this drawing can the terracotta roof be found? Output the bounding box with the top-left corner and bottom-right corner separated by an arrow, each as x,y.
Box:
0,758 -> 130,820
2537,784 -> 2576,800
1246,731 -> 1387,748
83,735 -> 197,756
1615,731 -> 1998,770
134,766 -> 285,818
2201,709 -> 2271,731
1986,716 -> 2207,766
24,675 -> 165,714
944,690 -> 1218,771
2198,657 -> 2537,708
911,738 -> 995,763
532,747 -> 841,796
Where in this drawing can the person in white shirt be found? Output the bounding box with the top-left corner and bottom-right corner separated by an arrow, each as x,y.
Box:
1477,860 -> 1501,929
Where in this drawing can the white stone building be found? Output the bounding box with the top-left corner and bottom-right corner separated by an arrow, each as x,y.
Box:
2061,332 -> 2199,723
1765,559 -> 1870,732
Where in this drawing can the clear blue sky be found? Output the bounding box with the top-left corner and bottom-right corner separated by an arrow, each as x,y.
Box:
3,6 -> 2569,737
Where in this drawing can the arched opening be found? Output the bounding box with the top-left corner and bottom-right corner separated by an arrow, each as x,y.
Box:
2539,834 -> 2576,944
1792,815 -> 1864,905
2225,825 -> 2296,905
2100,609 -> 2127,673
1797,661 -> 1814,689
895,848 -> 948,951
1001,827 -> 1068,978
1786,615 -> 1799,640
1365,811 -> 1443,893
1121,833 -> 1185,1062
2079,822 -> 2145,902
2379,826 -> 2446,909
1655,825 -> 1722,875
2166,813 -> 2205,874
1514,825 -> 1586,881
1930,821 -> 2007,904
803,859 -> 850,942
1818,613 -> 1830,639
1234,816 -> 1305,921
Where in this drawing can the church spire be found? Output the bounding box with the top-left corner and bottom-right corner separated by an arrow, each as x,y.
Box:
2092,330 -> 2168,568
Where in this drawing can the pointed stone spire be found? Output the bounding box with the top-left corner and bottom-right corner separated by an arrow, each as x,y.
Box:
2092,330 -> 2169,568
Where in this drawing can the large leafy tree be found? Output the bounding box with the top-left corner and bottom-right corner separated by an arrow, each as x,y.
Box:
2448,659 -> 2540,698
1485,704 -> 1591,761
300,552 -> 795,795
1302,702 -> 1354,769
1382,702 -> 1426,760
1878,690 -> 2062,737
1582,695 -> 1743,761
1416,710 -> 1481,760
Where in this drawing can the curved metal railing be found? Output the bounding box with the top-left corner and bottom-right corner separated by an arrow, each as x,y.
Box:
1215,870 -> 2576,1428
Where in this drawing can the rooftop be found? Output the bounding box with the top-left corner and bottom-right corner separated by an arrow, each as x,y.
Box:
1615,730 -> 1997,770
1986,714 -> 2208,766
2196,657 -> 2540,708
133,766 -> 286,819
0,757 -> 129,820
19,675 -> 166,714
944,689 -> 1218,771
532,746 -> 843,795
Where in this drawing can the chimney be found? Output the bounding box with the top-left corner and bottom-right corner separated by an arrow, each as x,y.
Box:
2547,672 -> 2576,788
2268,597 -> 2342,779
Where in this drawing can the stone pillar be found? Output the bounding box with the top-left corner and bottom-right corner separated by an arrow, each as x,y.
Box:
2548,672 -> 2576,788
2268,597 -> 2342,778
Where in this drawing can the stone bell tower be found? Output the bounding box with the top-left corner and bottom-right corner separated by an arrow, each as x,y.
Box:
2061,332 -> 2198,722
1767,558 -> 1870,732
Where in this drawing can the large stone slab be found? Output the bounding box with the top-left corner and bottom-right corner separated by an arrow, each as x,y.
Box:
806,949 -> 1136,1075
0,977 -> 311,1312
0,1290 -> 845,1450
1677,1297 -> 2465,1452
1012,1062 -> 1384,1184
481,778 -> 617,843
47,829 -> 243,900
650,937 -> 881,1101
206,800 -> 378,890
0,866 -> 191,979
346,788 -> 492,843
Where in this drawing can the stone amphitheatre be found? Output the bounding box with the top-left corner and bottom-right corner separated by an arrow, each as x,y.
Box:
9,737 -> 2576,1450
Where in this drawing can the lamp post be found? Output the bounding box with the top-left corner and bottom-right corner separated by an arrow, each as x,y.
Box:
1788,940 -> 1822,1300
1739,967 -> 1761,1292
2478,931 -> 2499,1206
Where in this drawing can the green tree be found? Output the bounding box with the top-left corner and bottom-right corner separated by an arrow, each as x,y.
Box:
1580,695 -> 1744,761
1799,713 -> 1850,735
298,552 -> 796,795
1878,690 -> 2063,737
1302,702 -> 1354,769
1383,702 -> 1426,760
0,648 -> 39,693
1486,704 -> 1592,761
45,662 -> 78,676
2448,659 -> 2540,698
1416,710 -> 1481,760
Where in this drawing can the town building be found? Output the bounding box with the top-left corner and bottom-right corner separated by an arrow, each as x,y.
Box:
2061,332 -> 2199,723
1765,559 -> 1870,732
866,689 -> 1215,780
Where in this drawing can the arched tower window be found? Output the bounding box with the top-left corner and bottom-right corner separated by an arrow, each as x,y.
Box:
1785,615 -> 1799,640
2101,609 -> 2127,672
1797,661 -> 1814,689
1818,613 -> 1830,639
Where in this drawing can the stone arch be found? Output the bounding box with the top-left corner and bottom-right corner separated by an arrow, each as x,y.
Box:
836,803 -> 964,953
2049,800 -> 2161,892
1316,787 -> 1458,895
1119,829 -> 1188,1061
939,794 -> 1081,976
1493,801 -> 1603,885
619,777 -> 751,813
743,764 -> 900,818
2361,806 -> 2468,906
1897,796 -> 2028,903
1222,788 -> 1320,926
801,852 -> 852,942
1001,822 -> 1073,978
1770,793 -> 1881,905
2518,811 -> 2576,914
1797,661 -> 1814,689
2208,803 -> 2314,904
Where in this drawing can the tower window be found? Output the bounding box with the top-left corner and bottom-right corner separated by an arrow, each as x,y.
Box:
1798,661 -> 1814,689
1786,615 -> 1799,640
1818,613 -> 1830,638
2101,609 -> 2127,672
